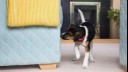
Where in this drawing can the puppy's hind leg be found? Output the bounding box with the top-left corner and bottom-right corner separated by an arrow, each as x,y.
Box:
72,43 -> 81,61
82,42 -> 90,69
89,41 -> 95,63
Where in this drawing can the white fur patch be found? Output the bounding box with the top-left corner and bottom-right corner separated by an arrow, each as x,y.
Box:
74,44 -> 81,60
89,42 -> 95,62
83,52 -> 90,69
79,26 -> 89,44
62,32 -> 66,35
78,9 -> 87,23
83,26 -> 89,42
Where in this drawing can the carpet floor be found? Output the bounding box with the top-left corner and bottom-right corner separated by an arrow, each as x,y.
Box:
0,43 -> 124,72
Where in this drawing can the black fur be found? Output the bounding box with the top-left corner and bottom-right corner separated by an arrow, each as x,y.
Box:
61,22 -> 95,43
80,22 -> 95,42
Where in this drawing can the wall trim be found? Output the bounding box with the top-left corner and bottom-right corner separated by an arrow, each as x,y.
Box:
61,39 -> 119,44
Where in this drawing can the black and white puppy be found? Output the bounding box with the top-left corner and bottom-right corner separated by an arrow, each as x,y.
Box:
61,9 -> 95,69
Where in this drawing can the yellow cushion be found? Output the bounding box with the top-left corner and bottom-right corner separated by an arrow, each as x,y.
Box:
7,0 -> 59,27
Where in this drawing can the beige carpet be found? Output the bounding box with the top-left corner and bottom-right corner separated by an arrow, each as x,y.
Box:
0,43 -> 124,72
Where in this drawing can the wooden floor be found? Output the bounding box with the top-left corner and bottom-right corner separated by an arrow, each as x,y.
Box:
61,39 -> 119,44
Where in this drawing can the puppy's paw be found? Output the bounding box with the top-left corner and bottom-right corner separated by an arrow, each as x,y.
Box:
82,65 -> 88,69
89,58 -> 95,63
72,54 -> 81,61
72,58 -> 79,61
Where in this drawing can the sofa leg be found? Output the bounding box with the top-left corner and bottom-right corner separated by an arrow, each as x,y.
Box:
39,64 -> 57,70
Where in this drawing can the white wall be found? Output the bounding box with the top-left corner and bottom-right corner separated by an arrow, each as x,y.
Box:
112,0 -> 120,9
110,0 -> 120,39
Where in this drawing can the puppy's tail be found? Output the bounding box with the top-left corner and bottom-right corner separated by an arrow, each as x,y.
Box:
78,9 -> 87,23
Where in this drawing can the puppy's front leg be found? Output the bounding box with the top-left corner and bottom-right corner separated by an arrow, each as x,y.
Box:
82,52 -> 90,69
72,43 -> 81,61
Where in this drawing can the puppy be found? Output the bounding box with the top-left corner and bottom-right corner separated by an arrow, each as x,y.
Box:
61,9 -> 95,69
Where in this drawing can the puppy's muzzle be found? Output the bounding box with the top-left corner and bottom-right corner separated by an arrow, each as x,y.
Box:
61,32 -> 66,40
61,32 -> 73,40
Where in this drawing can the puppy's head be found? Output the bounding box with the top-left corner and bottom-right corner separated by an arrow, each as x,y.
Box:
61,24 -> 76,40
61,24 -> 84,42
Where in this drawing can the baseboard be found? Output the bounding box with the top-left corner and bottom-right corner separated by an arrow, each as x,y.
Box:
61,39 -> 119,44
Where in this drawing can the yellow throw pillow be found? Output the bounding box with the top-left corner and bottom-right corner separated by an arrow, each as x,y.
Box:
7,0 -> 59,27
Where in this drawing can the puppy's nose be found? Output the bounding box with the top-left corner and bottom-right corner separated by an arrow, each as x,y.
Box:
61,32 -> 66,39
